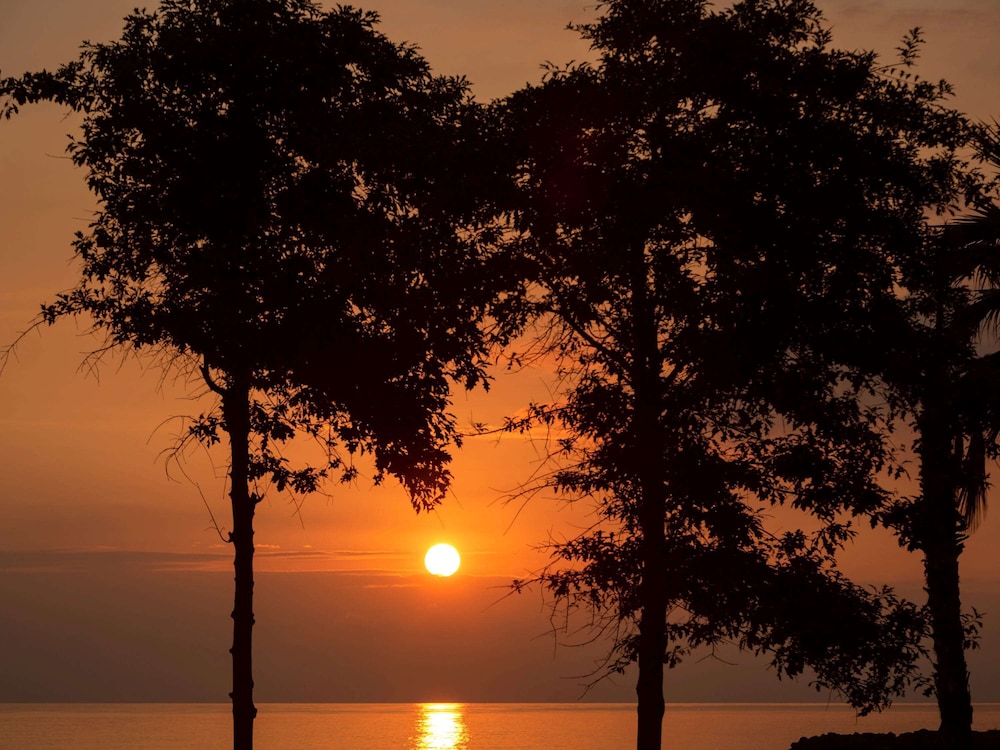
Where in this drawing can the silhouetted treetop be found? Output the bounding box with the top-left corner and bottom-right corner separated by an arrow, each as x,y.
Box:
3,3 -> 516,747
2,0 -> 509,503
496,1 -> 980,747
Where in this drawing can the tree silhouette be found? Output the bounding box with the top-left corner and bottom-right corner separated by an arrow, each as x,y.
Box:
875,123 -> 1000,748
2,1 -> 505,747
498,1 -> 973,747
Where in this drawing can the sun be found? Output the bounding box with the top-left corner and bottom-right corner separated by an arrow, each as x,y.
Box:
424,543 -> 461,577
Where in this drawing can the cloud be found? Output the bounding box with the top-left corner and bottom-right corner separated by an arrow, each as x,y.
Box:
0,548 -> 226,573
0,546 -> 414,574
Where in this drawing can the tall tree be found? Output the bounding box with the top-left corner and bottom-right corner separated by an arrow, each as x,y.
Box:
498,1 -> 972,747
877,120 -> 1000,748
2,2 -> 506,747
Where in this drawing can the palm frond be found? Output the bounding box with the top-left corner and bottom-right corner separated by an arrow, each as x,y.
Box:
976,119 -> 1000,167
965,288 -> 1000,338
940,207 -> 1000,285
957,430 -> 988,532
954,202 -> 1000,235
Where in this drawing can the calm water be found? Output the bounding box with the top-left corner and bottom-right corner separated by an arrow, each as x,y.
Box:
2,702 -> 999,749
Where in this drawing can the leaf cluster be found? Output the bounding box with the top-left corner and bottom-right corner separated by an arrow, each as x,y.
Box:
2,0 -> 519,508
500,0 -> 984,710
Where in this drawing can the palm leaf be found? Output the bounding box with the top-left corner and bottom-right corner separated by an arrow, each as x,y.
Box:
976,119 -> 1000,167
958,430 -> 988,531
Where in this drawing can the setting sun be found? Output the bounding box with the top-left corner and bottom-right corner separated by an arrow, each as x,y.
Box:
424,543 -> 461,577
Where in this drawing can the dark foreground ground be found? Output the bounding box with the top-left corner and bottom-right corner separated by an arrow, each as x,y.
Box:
790,730 -> 1000,749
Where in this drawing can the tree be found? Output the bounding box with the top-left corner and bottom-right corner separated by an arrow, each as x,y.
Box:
875,120 -> 1000,749
2,2 -> 506,747
498,1 -> 972,747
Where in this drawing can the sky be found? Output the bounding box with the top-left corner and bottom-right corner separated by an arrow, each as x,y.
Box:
0,0 -> 999,706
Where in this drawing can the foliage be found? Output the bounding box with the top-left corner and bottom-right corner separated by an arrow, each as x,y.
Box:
2,0 -> 508,505
2,1 -> 512,746
868,120 -> 1000,746
498,0 -> 977,738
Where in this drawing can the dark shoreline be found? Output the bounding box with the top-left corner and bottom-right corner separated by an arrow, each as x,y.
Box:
790,729 -> 1000,749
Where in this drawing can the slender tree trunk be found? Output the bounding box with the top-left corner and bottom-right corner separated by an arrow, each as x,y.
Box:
918,346 -> 973,749
222,376 -> 257,750
924,532 -> 972,748
635,491 -> 667,750
918,421 -> 973,749
631,241 -> 667,750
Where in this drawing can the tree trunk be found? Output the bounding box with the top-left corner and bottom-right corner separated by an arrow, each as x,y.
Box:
924,532 -> 973,748
918,368 -> 973,750
631,241 -> 667,750
635,500 -> 667,750
222,377 -> 257,750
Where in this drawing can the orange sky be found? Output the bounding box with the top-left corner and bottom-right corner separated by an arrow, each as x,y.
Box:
1,0 -> 998,704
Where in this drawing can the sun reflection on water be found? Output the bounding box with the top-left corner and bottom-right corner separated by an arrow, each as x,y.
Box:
413,703 -> 469,750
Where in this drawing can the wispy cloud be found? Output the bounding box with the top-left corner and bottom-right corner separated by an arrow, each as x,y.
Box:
0,546 -> 414,574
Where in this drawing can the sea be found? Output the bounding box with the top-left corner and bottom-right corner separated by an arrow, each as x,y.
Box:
1,702 -> 999,749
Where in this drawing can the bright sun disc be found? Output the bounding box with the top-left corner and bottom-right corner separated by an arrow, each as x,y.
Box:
424,543 -> 461,577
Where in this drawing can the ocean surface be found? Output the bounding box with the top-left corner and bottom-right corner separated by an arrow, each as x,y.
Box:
2,702 -> 999,749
